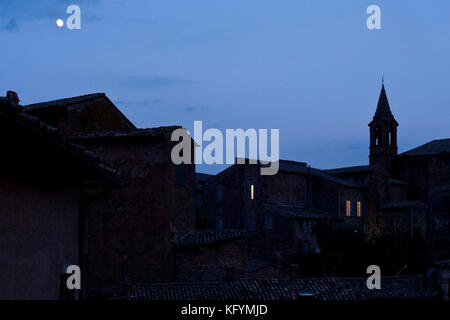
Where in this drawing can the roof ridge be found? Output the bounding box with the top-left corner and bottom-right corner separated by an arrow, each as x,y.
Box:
401,138 -> 450,156
24,92 -> 105,108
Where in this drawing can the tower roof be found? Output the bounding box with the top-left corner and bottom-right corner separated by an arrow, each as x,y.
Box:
370,83 -> 398,126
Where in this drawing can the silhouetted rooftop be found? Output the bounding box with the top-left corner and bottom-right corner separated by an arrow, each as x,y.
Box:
389,178 -> 408,186
401,139 -> 450,156
279,160 -> 363,188
325,165 -> 374,175
112,275 -> 437,301
264,204 -> 340,220
68,126 -> 182,140
0,91 -> 121,186
24,93 -> 136,129
380,200 -> 427,209
196,172 -> 214,183
176,230 -> 246,248
24,93 -> 107,111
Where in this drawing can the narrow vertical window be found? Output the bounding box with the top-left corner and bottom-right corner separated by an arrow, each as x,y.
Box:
217,185 -> 223,203
302,220 -> 311,233
216,217 -> 224,230
264,215 -> 273,230
357,201 -> 362,217
346,200 -> 351,216
249,216 -> 256,231
394,219 -> 400,231
250,184 -> 254,200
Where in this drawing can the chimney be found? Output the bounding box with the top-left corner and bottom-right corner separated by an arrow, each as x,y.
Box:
6,91 -> 20,104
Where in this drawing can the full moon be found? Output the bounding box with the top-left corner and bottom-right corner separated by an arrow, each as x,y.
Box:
56,19 -> 64,27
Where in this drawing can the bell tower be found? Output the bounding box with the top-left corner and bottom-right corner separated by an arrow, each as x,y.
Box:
369,80 -> 398,174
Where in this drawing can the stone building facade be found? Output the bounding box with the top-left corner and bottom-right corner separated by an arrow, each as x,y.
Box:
202,159 -> 366,262
174,230 -> 247,281
0,92 -> 120,299
23,93 -> 196,297
326,84 -> 449,251
200,83 -> 449,269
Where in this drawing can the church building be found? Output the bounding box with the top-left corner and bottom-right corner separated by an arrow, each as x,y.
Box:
201,82 -> 450,264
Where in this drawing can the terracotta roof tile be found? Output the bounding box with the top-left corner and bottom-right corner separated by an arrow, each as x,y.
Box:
68,126 -> 182,140
0,92 -> 121,185
24,93 -> 106,111
176,230 -> 246,248
113,276 -> 438,301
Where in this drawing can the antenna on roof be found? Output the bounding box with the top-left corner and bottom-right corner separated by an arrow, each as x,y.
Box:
382,76 -> 384,87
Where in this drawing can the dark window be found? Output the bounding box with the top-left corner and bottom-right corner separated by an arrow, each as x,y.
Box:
264,215 -> 273,229
302,220 -> 311,233
216,217 -> 224,230
375,126 -> 382,146
351,200 -> 357,217
303,241 -> 311,254
217,185 -> 224,202
443,195 -> 449,208
246,216 -> 256,231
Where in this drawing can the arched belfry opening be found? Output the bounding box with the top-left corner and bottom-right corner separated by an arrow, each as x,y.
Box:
375,125 -> 382,146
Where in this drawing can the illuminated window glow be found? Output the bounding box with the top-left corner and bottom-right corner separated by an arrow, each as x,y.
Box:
357,201 -> 362,217
250,184 -> 254,200
346,200 -> 351,216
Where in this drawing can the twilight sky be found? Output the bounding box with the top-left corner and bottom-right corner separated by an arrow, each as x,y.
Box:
1,0 -> 449,174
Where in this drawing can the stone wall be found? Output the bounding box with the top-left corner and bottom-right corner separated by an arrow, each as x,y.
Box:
77,136 -> 195,296
175,238 -> 247,281
0,171 -> 81,299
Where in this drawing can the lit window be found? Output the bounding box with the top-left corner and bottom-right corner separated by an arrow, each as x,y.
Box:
250,184 -> 254,200
346,200 -> 351,216
357,201 -> 362,217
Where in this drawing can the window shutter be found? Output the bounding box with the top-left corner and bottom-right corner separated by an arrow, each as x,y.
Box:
362,201 -> 366,217
352,200 -> 356,217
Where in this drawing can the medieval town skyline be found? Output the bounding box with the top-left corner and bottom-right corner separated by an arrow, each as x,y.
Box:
1,0 -> 449,304
1,1 -> 450,173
